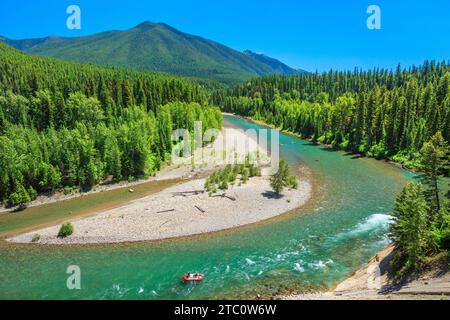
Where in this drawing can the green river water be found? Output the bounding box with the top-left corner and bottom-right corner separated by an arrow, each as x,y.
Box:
0,115 -> 414,299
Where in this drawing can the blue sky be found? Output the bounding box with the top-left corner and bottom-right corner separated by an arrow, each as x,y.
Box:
1,0 -> 449,72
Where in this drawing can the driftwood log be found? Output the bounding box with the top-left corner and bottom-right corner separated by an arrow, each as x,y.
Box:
211,193 -> 236,201
156,209 -> 175,214
172,190 -> 205,197
159,220 -> 170,228
194,205 -> 206,213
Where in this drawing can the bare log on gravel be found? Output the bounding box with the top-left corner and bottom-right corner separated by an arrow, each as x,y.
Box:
156,209 -> 175,214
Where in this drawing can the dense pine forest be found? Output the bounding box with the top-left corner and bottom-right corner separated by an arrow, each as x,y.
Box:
0,43 -> 222,206
214,61 -> 450,167
214,61 -> 450,271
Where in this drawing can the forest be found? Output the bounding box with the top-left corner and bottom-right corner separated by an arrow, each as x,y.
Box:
214,60 -> 450,272
214,61 -> 450,167
0,43 -> 222,206
390,131 -> 449,274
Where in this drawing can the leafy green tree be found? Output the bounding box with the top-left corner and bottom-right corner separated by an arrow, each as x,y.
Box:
65,93 -> 105,128
37,163 -> 61,191
7,184 -> 31,207
0,91 -> 30,127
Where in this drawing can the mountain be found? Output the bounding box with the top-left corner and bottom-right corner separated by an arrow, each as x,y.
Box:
243,50 -> 308,75
1,22 -> 304,85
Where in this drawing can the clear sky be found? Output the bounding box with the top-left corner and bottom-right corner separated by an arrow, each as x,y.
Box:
1,0 -> 449,72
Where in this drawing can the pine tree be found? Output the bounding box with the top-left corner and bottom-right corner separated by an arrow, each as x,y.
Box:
419,131 -> 449,214
270,160 -> 298,195
104,135 -> 122,181
389,183 -> 428,273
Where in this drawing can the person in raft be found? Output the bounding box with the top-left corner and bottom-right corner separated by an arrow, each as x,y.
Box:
185,273 -> 201,280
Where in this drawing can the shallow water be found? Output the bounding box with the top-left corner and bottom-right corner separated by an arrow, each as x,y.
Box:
0,115 -> 414,299
0,179 -> 181,239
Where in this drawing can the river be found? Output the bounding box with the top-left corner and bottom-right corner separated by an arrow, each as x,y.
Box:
0,115 -> 413,299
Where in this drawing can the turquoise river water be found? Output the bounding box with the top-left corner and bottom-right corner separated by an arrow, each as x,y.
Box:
0,115 -> 414,299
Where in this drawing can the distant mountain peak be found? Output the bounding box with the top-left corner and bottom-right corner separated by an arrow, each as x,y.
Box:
133,21 -> 165,33
134,21 -> 157,28
244,49 -> 307,75
1,22 -> 307,84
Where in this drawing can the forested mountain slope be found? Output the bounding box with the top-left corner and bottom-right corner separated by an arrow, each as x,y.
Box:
243,50 -> 308,75
1,22 -> 302,85
0,43 -> 222,206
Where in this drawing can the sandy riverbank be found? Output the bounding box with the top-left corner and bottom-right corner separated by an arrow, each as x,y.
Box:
7,123 -> 313,244
0,124 -> 271,213
9,171 -> 311,244
281,245 -> 449,300
0,166 -> 197,214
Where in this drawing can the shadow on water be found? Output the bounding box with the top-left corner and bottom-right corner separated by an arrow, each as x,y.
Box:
343,152 -> 365,159
303,141 -> 320,146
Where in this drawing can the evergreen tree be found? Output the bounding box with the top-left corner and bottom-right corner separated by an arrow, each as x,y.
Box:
389,183 -> 428,273
419,131 -> 449,214
0,43 -> 222,205
270,160 -> 298,195
104,135 -> 122,181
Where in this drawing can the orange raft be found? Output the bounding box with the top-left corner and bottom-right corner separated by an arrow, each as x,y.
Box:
182,273 -> 205,282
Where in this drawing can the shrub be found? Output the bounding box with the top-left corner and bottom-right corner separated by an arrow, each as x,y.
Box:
228,171 -> 237,183
248,164 -> 261,177
63,186 -> 79,195
368,142 -> 387,159
219,180 -> 228,190
7,184 -> 31,207
241,168 -> 249,184
28,186 -> 38,201
288,175 -> 299,189
339,140 -> 349,150
31,234 -> 40,243
427,208 -> 450,251
204,156 -> 262,195
358,143 -> 369,154
58,223 -> 74,238
318,135 -> 326,144
391,152 -> 421,169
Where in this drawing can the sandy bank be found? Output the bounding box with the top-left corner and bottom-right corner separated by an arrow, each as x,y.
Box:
0,124 -> 270,213
281,245 -> 450,300
9,172 -> 311,244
